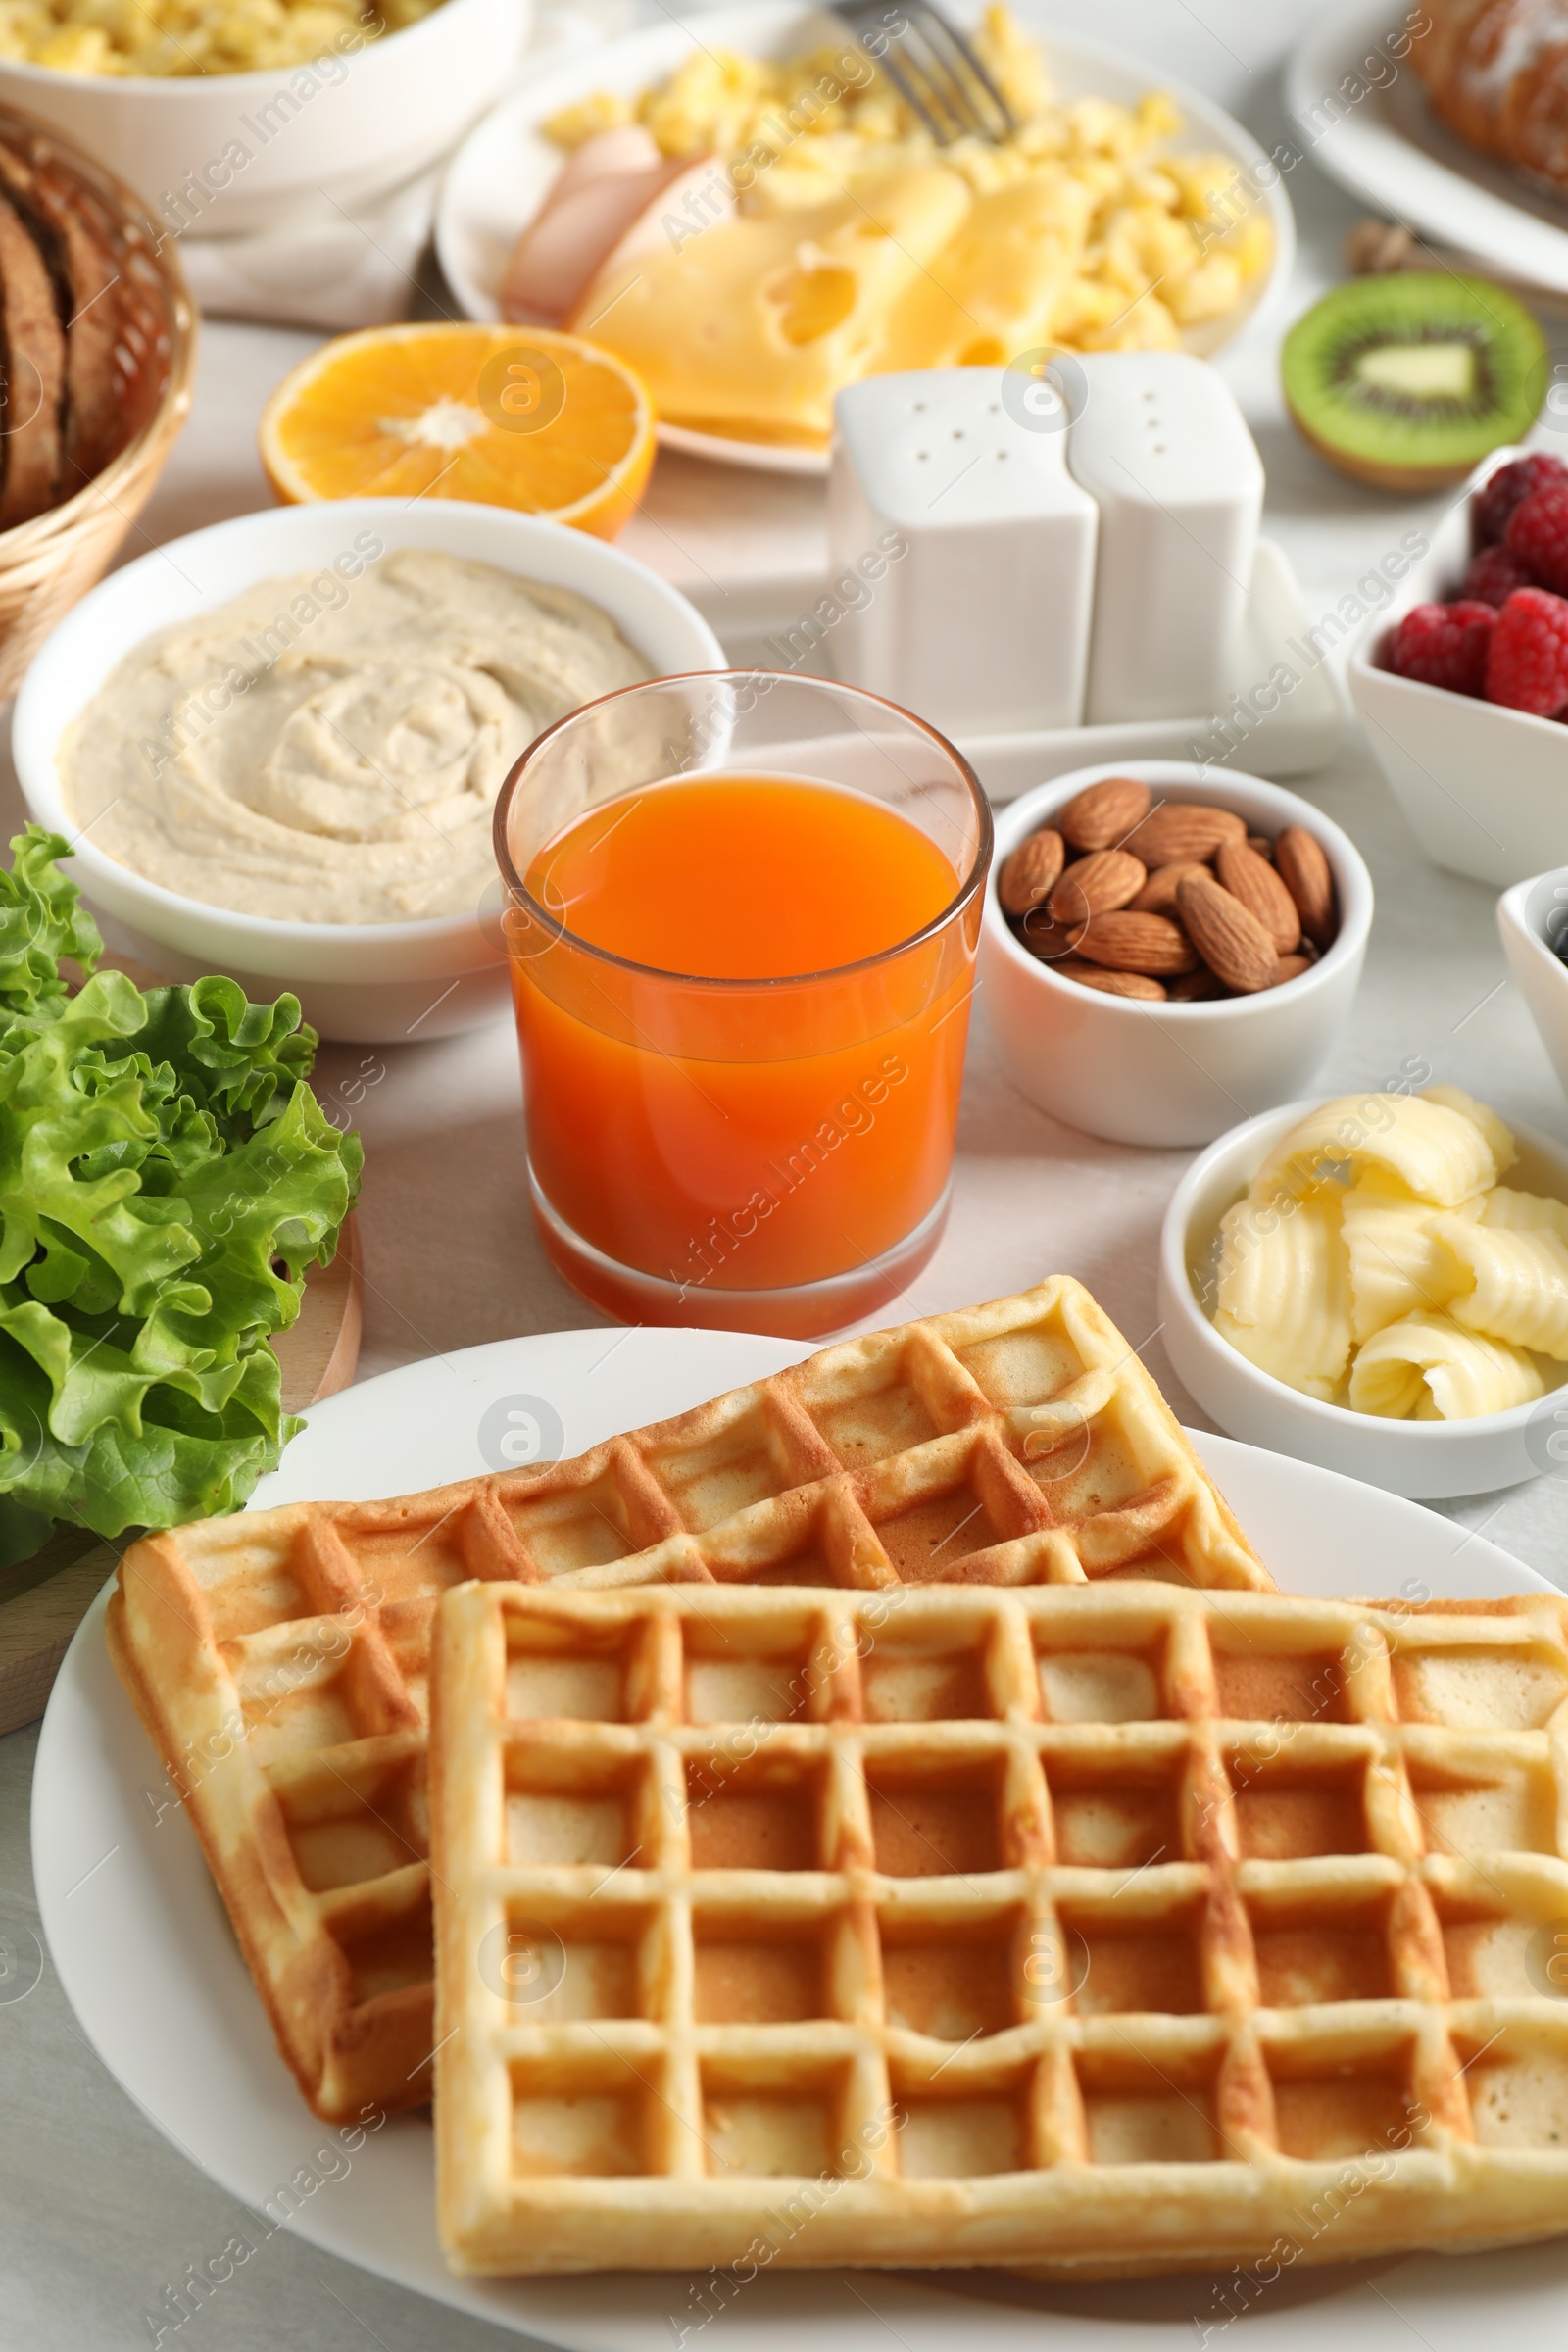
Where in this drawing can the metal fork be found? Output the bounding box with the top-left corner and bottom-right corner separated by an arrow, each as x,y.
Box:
832,0 -> 1017,146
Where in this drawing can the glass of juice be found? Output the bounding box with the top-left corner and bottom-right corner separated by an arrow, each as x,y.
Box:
493,671 -> 991,1338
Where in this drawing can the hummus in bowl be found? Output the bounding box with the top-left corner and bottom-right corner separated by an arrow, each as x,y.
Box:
13,497 -> 723,1041
60,543 -> 652,927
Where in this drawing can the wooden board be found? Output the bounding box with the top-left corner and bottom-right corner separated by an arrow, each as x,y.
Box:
0,1212 -> 363,1739
0,1539 -> 122,1739
276,1209 -> 363,1421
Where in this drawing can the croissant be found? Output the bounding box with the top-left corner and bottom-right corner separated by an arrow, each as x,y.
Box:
1411,0 -> 1568,193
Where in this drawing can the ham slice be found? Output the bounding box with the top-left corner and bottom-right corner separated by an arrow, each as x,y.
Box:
580,154 -> 736,310
501,128 -> 733,327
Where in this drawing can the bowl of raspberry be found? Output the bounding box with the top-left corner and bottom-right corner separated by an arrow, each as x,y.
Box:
1348,445 -> 1568,887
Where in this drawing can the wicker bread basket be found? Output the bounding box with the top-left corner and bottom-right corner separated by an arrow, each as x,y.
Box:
0,98 -> 194,702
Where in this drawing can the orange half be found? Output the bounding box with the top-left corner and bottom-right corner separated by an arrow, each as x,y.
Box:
258,323 -> 656,540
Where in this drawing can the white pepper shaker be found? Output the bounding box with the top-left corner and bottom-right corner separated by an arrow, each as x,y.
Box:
1063,350 -> 1263,726
826,367 -> 1098,736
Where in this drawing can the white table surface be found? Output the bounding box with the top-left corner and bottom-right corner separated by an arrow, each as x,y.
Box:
7,1 -> 1568,2342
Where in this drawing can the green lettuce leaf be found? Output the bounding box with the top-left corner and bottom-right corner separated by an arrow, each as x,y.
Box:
0,821 -> 103,1036
0,827 -> 362,1560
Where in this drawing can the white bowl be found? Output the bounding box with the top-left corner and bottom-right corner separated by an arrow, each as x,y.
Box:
1160,1099 -> 1568,1498
1346,441 -> 1568,890
978,761 -> 1373,1148
1499,861 -> 1568,1101
11,498 -> 723,1043
0,0 -> 527,237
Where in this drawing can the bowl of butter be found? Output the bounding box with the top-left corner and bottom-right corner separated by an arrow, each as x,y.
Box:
1160,1084 -> 1568,1497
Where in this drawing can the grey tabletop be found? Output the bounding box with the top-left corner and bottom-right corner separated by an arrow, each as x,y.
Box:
5,1 -> 1568,2344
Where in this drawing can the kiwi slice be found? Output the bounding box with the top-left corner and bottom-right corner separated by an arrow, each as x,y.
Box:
1281,272 -> 1546,492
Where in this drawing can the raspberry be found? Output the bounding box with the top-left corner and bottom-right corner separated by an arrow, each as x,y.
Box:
1387,599 -> 1495,695
1474,451 -> 1568,546
1463,544 -> 1536,605
1485,586 -> 1568,714
1504,485 -> 1568,594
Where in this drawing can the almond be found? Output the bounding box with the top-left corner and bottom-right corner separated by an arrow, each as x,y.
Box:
1215,839 -> 1300,955
1048,847 -> 1146,926
1057,774 -> 1152,853
1130,859 -> 1208,916
1074,909 -> 1199,976
1123,802 -> 1247,868
1016,906 -> 1085,963
1176,871 -> 1278,994
998,826 -> 1065,915
1055,960 -> 1166,1001
1274,824 -> 1337,949
1247,834 -> 1274,860
1270,953 -> 1315,986
1166,964 -> 1230,1002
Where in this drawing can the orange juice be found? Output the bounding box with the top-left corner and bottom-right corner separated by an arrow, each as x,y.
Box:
512,773 -> 977,1313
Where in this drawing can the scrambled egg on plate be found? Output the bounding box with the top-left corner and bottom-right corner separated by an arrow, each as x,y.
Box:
548,6 -> 1272,446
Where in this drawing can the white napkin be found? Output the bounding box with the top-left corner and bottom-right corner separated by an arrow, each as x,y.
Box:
175,0 -> 633,331
176,165 -> 445,330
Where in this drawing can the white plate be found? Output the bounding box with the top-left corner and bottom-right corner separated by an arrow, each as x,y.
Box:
1288,0 -> 1568,298
32,1328 -> 1566,2350
437,0 -> 1296,475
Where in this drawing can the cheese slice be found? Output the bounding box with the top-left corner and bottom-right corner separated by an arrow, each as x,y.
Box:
570,167 -> 973,441
878,174 -> 1095,371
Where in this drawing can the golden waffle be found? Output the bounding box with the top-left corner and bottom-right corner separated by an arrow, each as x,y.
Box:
432,1579 -> 1568,2278
107,1275 -> 1271,2123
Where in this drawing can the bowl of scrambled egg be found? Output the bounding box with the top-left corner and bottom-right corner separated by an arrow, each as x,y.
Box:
0,0 -> 527,235
437,0 -> 1293,469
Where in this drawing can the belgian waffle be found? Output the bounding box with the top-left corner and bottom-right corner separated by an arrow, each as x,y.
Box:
432,1579 -> 1568,2278
108,1275 -> 1271,2122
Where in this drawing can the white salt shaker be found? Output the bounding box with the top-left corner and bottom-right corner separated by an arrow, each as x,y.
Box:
825,368 -> 1098,736
1063,351 -> 1263,726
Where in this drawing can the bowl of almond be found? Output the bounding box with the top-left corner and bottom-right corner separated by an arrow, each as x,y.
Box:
980,761 -> 1373,1147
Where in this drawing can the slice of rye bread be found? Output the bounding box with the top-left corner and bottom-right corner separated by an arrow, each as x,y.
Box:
0,178 -> 65,526
0,144 -> 122,497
